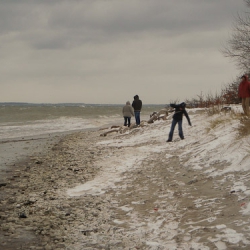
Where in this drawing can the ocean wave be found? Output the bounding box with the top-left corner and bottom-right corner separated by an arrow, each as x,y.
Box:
0,115 -> 125,140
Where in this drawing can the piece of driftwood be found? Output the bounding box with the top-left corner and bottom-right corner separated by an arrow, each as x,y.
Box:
147,109 -> 168,123
111,125 -> 121,129
99,127 -> 109,131
100,108 -> 169,136
100,125 -> 135,136
100,129 -> 120,137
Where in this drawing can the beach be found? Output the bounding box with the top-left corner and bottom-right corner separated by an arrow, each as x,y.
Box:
1,108 -> 250,249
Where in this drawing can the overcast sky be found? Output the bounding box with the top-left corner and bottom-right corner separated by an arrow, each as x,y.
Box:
0,0 -> 247,104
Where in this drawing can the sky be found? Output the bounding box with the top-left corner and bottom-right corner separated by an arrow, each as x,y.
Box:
0,0 -> 247,104
67,106 -> 250,248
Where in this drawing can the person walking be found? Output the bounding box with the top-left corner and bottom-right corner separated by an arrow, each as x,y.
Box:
166,102 -> 192,142
122,101 -> 134,127
238,74 -> 250,116
132,95 -> 142,125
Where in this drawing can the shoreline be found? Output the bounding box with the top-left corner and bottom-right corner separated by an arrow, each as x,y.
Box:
0,114 -> 145,176
0,124 -> 111,181
0,134 -> 59,168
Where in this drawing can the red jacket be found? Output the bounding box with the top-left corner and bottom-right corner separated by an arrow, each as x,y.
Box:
238,75 -> 250,98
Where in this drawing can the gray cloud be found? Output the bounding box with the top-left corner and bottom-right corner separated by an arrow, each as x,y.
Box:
0,0 -> 247,103
1,0 -> 245,49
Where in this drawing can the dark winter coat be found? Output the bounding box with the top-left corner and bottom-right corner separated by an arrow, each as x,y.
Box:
132,95 -> 142,111
170,103 -> 192,125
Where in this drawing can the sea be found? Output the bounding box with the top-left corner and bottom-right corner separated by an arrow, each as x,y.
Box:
0,103 -> 166,140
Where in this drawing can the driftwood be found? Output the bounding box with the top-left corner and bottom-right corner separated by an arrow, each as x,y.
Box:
147,109 -> 168,123
99,121 -> 149,137
111,125 -> 121,129
100,129 -> 120,137
99,108 -> 169,137
98,125 -> 134,137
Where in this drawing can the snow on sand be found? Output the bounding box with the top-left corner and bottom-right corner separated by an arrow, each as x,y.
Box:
68,106 -> 250,249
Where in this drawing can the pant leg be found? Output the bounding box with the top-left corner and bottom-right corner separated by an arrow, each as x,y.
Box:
128,117 -> 131,127
138,112 -> 141,125
177,119 -> 184,139
168,119 -> 177,141
134,111 -> 140,125
242,98 -> 247,115
124,117 -> 128,126
242,98 -> 250,115
134,112 -> 138,124
245,97 -> 250,115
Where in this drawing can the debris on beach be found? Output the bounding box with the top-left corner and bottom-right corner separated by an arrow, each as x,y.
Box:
100,108 -> 169,136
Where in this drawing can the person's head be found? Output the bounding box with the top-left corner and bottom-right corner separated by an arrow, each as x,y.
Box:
180,102 -> 186,108
241,74 -> 248,80
126,101 -> 130,105
134,95 -> 139,100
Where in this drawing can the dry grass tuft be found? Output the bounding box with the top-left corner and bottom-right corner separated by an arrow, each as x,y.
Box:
205,107 -> 242,133
205,109 -> 250,138
206,106 -> 222,116
206,117 -> 230,133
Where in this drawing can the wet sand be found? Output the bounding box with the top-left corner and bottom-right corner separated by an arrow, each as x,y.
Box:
0,134 -> 63,183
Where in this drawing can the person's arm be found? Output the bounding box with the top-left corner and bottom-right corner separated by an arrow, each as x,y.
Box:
123,106 -> 127,116
248,82 -> 250,96
238,83 -> 241,98
184,110 -> 192,126
130,106 -> 134,116
170,104 -> 178,108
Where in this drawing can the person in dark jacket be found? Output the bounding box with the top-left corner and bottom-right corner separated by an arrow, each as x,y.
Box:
132,95 -> 142,125
166,102 -> 192,142
238,74 -> 250,116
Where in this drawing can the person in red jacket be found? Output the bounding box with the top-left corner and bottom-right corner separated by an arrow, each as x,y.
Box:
238,74 -> 250,116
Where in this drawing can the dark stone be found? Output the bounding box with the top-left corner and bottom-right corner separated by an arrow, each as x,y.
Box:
24,200 -> 36,206
221,106 -> 232,112
187,179 -> 198,185
19,212 -> 27,218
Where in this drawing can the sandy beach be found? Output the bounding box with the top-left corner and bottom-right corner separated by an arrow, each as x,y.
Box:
1,110 -> 250,250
